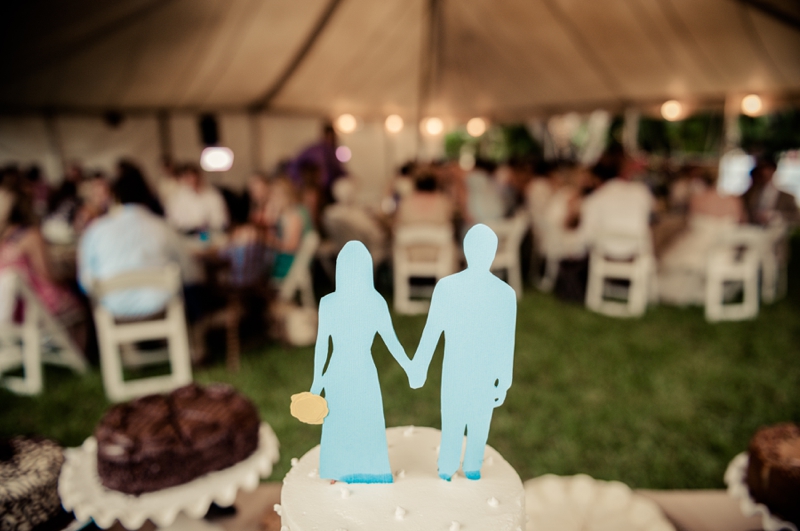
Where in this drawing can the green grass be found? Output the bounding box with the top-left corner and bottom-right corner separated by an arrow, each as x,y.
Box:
2,285 -> 798,490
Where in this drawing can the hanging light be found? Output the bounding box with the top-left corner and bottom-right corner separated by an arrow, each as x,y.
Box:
741,94 -> 763,116
661,100 -> 682,121
200,146 -> 234,172
422,117 -> 444,135
466,117 -> 487,137
335,114 -> 357,134
385,114 -> 404,133
335,146 -> 352,163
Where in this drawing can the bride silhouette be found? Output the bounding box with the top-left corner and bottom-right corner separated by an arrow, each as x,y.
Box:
310,240 -> 411,483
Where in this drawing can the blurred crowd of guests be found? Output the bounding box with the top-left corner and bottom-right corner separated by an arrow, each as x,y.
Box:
1,118 -> 798,360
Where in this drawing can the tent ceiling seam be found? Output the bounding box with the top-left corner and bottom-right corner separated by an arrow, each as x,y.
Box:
249,0 -> 344,112
195,0 -> 262,107
655,0 -> 729,87
538,0 -> 627,101
738,4 -> 791,86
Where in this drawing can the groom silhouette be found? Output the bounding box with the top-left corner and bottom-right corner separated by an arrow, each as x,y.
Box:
410,224 -> 517,481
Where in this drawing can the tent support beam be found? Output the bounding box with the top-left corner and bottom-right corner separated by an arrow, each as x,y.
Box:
249,0 -> 344,112
416,0 -> 443,159
732,0 -> 800,32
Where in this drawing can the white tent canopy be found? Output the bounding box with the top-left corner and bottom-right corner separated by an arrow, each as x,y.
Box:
1,0 -> 799,116
1,0 -> 799,192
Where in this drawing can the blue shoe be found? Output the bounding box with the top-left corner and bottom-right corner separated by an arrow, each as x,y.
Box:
464,470 -> 481,480
340,473 -> 394,484
438,472 -> 454,481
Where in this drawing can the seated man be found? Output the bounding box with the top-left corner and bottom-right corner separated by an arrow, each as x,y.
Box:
165,164 -> 229,234
743,154 -> 799,228
78,163 -> 200,320
580,149 -> 654,252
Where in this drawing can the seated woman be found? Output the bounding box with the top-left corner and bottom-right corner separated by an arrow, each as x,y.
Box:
263,178 -> 312,280
0,190 -> 85,347
658,169 -> 745,306
395,173 -> 453,227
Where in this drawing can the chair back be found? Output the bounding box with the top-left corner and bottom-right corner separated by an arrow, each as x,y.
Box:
278,231 -> 320,307
394,225 -> 455,276
91,264 -> 182,300
90,264 -> 191,402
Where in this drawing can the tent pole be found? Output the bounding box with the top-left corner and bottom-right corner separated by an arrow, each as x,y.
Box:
249,111 -> 262,171
416,0 -> 443,161
43,113 -> 67,179
157,110 -> 172,164
249,0 -> 344,111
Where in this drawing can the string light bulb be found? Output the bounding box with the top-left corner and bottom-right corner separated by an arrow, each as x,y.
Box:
422,117 -> 444,135
661,100 -> 682,121
466,117 -> 487,137
335,114 -> 357,134
741,94 -> 763,116
385,114 -> 404,133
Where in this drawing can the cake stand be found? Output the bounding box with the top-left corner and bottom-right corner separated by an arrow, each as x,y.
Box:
58,423 -> 280,530
724,452 -> 797,531
524,474 -> 676,531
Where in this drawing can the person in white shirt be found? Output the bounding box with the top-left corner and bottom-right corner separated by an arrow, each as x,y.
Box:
580,150 -> 654,251
165,164 -> 229,233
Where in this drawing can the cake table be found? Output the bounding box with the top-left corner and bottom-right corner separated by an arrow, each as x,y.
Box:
59,423 -> 280,530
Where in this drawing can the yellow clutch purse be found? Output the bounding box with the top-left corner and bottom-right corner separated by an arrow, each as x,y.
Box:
290,392 -> 329,425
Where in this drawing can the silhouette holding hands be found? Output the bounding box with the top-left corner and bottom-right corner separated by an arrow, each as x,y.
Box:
410,224 -> 517,481
309,241 -> 411,483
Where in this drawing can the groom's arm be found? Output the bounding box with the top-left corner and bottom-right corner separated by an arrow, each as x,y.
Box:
493,290 -> 517,406
410,284 -> 447,389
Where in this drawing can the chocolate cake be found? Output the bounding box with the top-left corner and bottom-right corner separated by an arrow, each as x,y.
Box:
95,383 -> 260,495
0,437 -> 72,531
746,423 -> 800,525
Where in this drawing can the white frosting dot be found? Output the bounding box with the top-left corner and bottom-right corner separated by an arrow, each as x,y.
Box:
488,496 -> 499,508
340,487 -> 351,499
403,426 -> 415,437
396,469 -> 406,479
273,504 -> 283,516
435,445 -> 440,454
291,457 -> 299,466
308,468 -> 317,478
395,506 -> 406,520
449,522 -> 461,531
485,456 -> 494,465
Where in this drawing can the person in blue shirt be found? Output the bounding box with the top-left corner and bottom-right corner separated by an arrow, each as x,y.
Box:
78,162 -> 199,320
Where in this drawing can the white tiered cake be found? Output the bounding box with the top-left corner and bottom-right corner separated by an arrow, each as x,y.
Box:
279,426 -> 525,531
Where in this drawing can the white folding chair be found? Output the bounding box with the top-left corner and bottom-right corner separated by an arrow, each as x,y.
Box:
393,225 -> 456,315
487,212 -> 529,299
586,233 -> 654,318
705,228 -> 762,322
0,270 -> 87,395
761,221 -> 788,304
90,264 -> 192,402
275,231 -> 320,309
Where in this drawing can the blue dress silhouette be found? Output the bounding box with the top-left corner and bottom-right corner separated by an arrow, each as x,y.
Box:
310,240 -> 410,483
410,224 -> 517,481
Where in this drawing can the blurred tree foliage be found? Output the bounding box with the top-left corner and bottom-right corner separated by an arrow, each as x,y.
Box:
638,112 -> 723,155
739,108 -> 800,154
444,124 -> 541,162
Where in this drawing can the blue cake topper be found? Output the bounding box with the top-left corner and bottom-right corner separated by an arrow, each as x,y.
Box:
293,225 -> 517,484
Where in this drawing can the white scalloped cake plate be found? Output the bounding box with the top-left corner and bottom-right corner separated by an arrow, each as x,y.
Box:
724,452 -> 798,531
58,423 -> 280,530
524,474 -> 676,531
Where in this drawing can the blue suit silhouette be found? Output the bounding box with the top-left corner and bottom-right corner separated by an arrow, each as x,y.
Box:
410,224 -> 516,480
